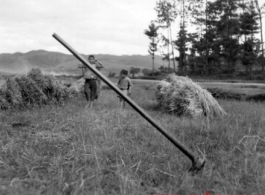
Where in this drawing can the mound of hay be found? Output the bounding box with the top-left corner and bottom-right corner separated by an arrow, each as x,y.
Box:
0,87 -> 10,110
27,68 -> 70,102
0,68 -> 72,110
67,78 -> 85,93
155,74 -> 226,117
4,78 -> 22,108
15,76 -> 47,105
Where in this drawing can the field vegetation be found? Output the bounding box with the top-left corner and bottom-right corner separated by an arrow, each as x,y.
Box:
0,78 -> 265,195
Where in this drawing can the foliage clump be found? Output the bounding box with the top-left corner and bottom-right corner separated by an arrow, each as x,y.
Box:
0,68 -> 71,110
155,74 -> 226,117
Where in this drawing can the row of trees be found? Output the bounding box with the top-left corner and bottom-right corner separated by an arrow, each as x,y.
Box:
108,67 -> 141,78
144,0 -> 265,79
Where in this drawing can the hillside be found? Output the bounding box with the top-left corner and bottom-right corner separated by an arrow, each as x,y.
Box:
0,50 -> 164,76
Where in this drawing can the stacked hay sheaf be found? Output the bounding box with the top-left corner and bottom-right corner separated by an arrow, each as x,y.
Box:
0,68 -> 73,110
155,74 -> 226,117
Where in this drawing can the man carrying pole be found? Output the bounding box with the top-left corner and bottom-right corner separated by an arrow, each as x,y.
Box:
83,55 -> 104,108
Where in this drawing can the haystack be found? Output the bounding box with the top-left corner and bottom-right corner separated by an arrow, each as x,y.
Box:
4,78 -> 22,108
15,76 -> 47,105
155,74 -> 226,117
67,78 -> 85,93
27,68 -> 70,102
0,68 -> 72,110
0,87 -> 10,110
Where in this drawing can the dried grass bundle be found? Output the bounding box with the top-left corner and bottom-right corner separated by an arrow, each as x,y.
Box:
0,86 -> 10,110
27,68 -> 48,90
42,75 -> 68,103
4,78 -> 22,108
155,74 -> 226,117
0,68 -> 72,110
66,78 -> 85,98
15,76 -> 47,106
28,68 -> 69,102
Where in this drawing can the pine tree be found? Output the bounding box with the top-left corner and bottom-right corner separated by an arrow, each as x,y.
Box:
239,1 -> 260,79
155,0 -> 177,72
254,0 -> 265,79
144,22 -> 159,74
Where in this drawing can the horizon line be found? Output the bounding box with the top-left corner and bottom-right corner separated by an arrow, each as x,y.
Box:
0,49 -> 163,57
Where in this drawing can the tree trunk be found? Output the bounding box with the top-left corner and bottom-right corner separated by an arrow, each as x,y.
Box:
259,11 -> 264,79
152,54 -> 155,75
249,64 -> 253,80
182,0 -> 186,75
205,0 -> 209,76
253,0 -> 264,79
167,28 -> 171,72
169,25 -> 176,72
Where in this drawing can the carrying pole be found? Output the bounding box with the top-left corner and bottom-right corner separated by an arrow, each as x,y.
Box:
52,33 -> 205,173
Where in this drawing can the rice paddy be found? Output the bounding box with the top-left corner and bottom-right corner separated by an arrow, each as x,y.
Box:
0,73 -> 265,195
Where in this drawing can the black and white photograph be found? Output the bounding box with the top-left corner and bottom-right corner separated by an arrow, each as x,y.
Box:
0,0 -> 265,194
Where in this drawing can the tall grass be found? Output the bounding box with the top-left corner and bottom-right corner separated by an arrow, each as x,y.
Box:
0,82 -> 265,195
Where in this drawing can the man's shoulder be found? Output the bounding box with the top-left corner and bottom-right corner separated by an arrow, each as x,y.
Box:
125,76 -> 131,81
125,76 -> 132,85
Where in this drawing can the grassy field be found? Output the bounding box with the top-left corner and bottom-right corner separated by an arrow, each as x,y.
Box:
1,81 -> 265,195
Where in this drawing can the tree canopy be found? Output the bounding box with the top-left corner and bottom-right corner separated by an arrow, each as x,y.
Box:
145,0 -> 265,79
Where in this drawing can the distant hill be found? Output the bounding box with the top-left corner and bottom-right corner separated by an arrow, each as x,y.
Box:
0,50 -> 164,76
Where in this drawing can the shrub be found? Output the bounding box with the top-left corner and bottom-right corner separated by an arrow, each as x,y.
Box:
142,68 -> 153,76
207,88 -> 245,101
108,71 -> 116,78
246,94 -> 265,102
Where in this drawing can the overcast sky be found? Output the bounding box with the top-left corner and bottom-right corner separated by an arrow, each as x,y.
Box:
0,0 -> 158,55
0,0 -> 264,56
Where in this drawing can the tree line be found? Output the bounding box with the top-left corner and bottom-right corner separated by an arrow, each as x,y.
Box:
144,0 -> 265,80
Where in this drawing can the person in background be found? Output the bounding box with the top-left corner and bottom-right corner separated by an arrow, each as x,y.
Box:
117,69 -> 132,109
83,55 -> 104,108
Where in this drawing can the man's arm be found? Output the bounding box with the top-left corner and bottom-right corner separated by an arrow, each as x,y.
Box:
95,60 -> 104,69
127,78 -> 133,95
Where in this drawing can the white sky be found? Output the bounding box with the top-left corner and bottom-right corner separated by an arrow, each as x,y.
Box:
0,0 -> 158,55
0,0 -> 264,56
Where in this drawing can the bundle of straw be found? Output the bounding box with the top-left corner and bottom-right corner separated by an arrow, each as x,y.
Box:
15,76 -> 47,106
0,68 -> 72,110
0,87 -> 10,110
27,68 -> 69,103
4,78 -> 22,108
155,74 -> 226,117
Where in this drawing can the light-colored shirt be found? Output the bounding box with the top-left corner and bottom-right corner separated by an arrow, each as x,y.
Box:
84,64 -> 97,79
118,76 -> 132,90
83,61 -> 103,79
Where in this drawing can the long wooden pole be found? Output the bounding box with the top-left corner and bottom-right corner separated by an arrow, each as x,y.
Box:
52,33 -> 205,173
